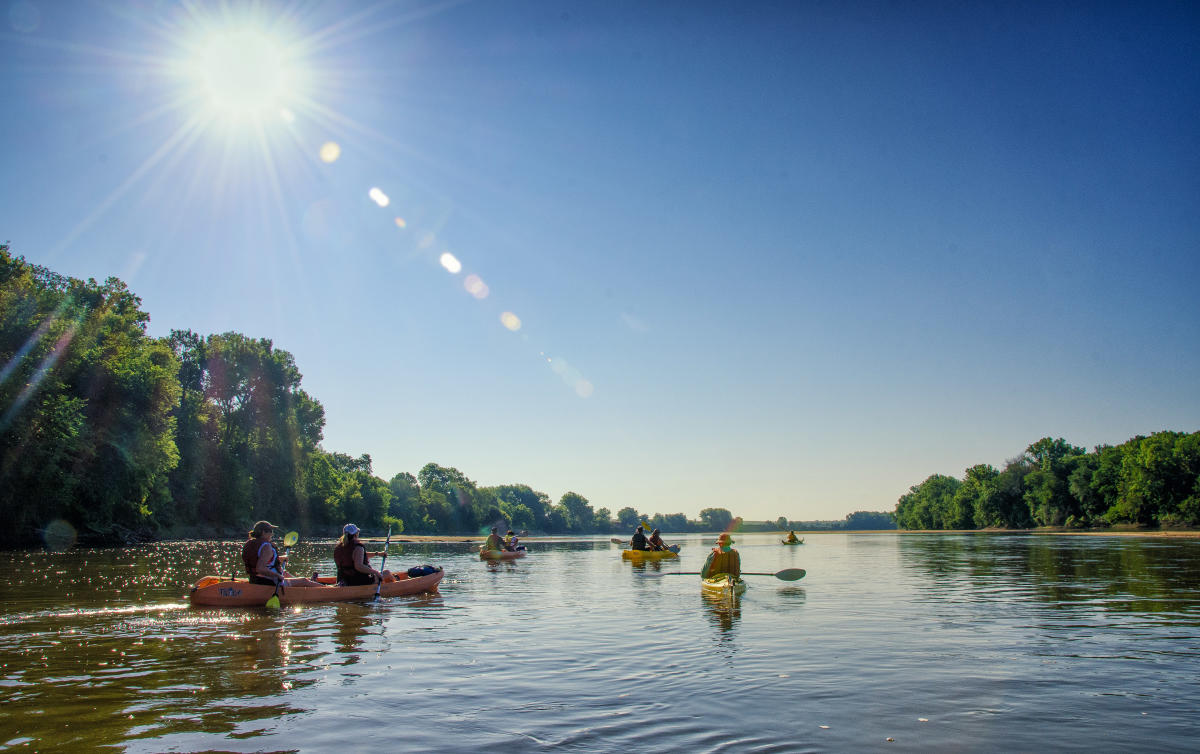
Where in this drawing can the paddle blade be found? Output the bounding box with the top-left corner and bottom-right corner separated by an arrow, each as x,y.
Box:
266,593 -> 281,609
776,568 -> 806,581
282,531 -> 299,547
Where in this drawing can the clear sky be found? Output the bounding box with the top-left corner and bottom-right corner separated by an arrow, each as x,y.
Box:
2,0 -> 1198,522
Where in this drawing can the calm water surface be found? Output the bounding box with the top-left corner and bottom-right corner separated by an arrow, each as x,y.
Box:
2,533 -> 1200,752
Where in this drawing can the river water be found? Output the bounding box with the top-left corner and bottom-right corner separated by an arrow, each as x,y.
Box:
2,532 -> 1199,752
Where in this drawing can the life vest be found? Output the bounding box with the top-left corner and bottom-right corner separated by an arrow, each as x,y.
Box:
333,542 -> 369,582
242,538 -> 280,578
630,531 -> 649,550
702,548 -> 740,579
484,534 -> 504,551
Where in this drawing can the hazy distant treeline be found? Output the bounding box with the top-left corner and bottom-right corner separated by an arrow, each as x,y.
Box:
0,247 -> 778,547
895,433 -> 1200,530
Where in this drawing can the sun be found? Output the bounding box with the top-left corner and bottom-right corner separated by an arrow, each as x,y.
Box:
188,27 -> 304,121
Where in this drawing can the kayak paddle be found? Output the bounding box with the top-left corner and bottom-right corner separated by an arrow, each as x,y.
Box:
265,531 -> 300,609
610,538 -> 626,545
660,568 -> 806,581
373,526 -> 392,601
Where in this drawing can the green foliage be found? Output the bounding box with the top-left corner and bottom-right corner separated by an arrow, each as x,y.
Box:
1,247 -> 181,546
616,507 -> 641,528
698,507 -> 735,531
895,432 -> 1200,530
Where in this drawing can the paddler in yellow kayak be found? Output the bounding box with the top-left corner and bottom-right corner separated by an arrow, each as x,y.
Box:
647,528 -> 670,551
700,533 -> 741,580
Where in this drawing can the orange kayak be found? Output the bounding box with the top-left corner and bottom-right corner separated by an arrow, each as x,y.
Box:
479,547 -> 527,560
188,570 -> 443,607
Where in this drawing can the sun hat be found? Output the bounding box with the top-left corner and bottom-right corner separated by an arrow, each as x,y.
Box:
251,520 -> 278,536
343,523 -> 360,536
716,532 -> 734,544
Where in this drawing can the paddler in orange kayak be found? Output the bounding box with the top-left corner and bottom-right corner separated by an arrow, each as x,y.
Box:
333,524 -> 394,585
700,533 -> 741,579
242,521 -> 320,587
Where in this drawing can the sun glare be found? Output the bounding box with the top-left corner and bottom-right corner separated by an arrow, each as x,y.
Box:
191,28 -> 300,119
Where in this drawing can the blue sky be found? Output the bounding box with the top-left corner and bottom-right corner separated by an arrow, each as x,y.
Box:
2,0 -> 1197,521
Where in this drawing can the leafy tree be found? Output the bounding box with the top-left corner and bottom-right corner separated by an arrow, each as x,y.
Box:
616,507 -> 641,529
0,247 -> 181,545
698,507 -> 735,532
775,516 -> 789,529
557,491 -> 594,532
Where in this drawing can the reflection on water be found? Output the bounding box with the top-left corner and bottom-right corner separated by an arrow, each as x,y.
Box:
701,592 -> 741,635
2,534 -> 1199,751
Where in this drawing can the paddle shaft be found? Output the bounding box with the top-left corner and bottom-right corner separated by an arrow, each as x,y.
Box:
373,527 -> 392,601
661,568 -> 806,581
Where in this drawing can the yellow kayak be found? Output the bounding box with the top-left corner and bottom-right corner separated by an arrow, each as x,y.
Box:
701,573 -> 746,597
621,547 -> 679,560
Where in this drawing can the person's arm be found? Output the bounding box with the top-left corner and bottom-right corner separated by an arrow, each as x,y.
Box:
732,551 -> 741,578
700,551 -> 715,580
353,545 -> 381,578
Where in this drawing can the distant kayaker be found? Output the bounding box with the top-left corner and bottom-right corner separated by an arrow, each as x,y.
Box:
700,533 -> 741,580
242,521 -> 319,587
785,531 -> 800,544
630,525 -> 650,551
647,528 -> 668,551
333,524 -> 393,586
484,526 -> 505,552
504,530 -> 526,552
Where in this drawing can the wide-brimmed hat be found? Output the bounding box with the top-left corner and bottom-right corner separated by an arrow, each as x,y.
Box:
716,532 -> 734,545
343,523 -> 360,536
251,520 -> 278,536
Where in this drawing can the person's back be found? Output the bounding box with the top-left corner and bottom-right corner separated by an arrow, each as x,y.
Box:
701,533 -> 740,579
484,528 -> 504,551
630,527 -> 649,551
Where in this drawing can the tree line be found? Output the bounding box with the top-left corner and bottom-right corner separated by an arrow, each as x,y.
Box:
894,434 -> 1200,530
0,246 -> 770,547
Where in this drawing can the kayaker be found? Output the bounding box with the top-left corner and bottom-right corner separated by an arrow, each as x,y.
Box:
333,524 -> 393,586
700,533 -> 741,580
242,521 -> 318,587
504,530 -> 526,552
786,531 -> 800,544
630,525 -> 650,551
483,526 -> 505,552
647,528 -> 668,551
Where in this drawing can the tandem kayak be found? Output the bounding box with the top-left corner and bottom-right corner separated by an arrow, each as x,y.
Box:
479,547 -> 527,560
701,573 -> 746,597
621,546 -> 680,560
189,570 -> 443,607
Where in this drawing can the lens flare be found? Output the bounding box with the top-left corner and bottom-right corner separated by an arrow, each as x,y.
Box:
394,217 -> 407,229
464,274 -> 489,299
439,252 -> 462,274
43,519 -> 77,552
368,187 -> 390,207
319,142 -> 341,162
500,312 -> 521,331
